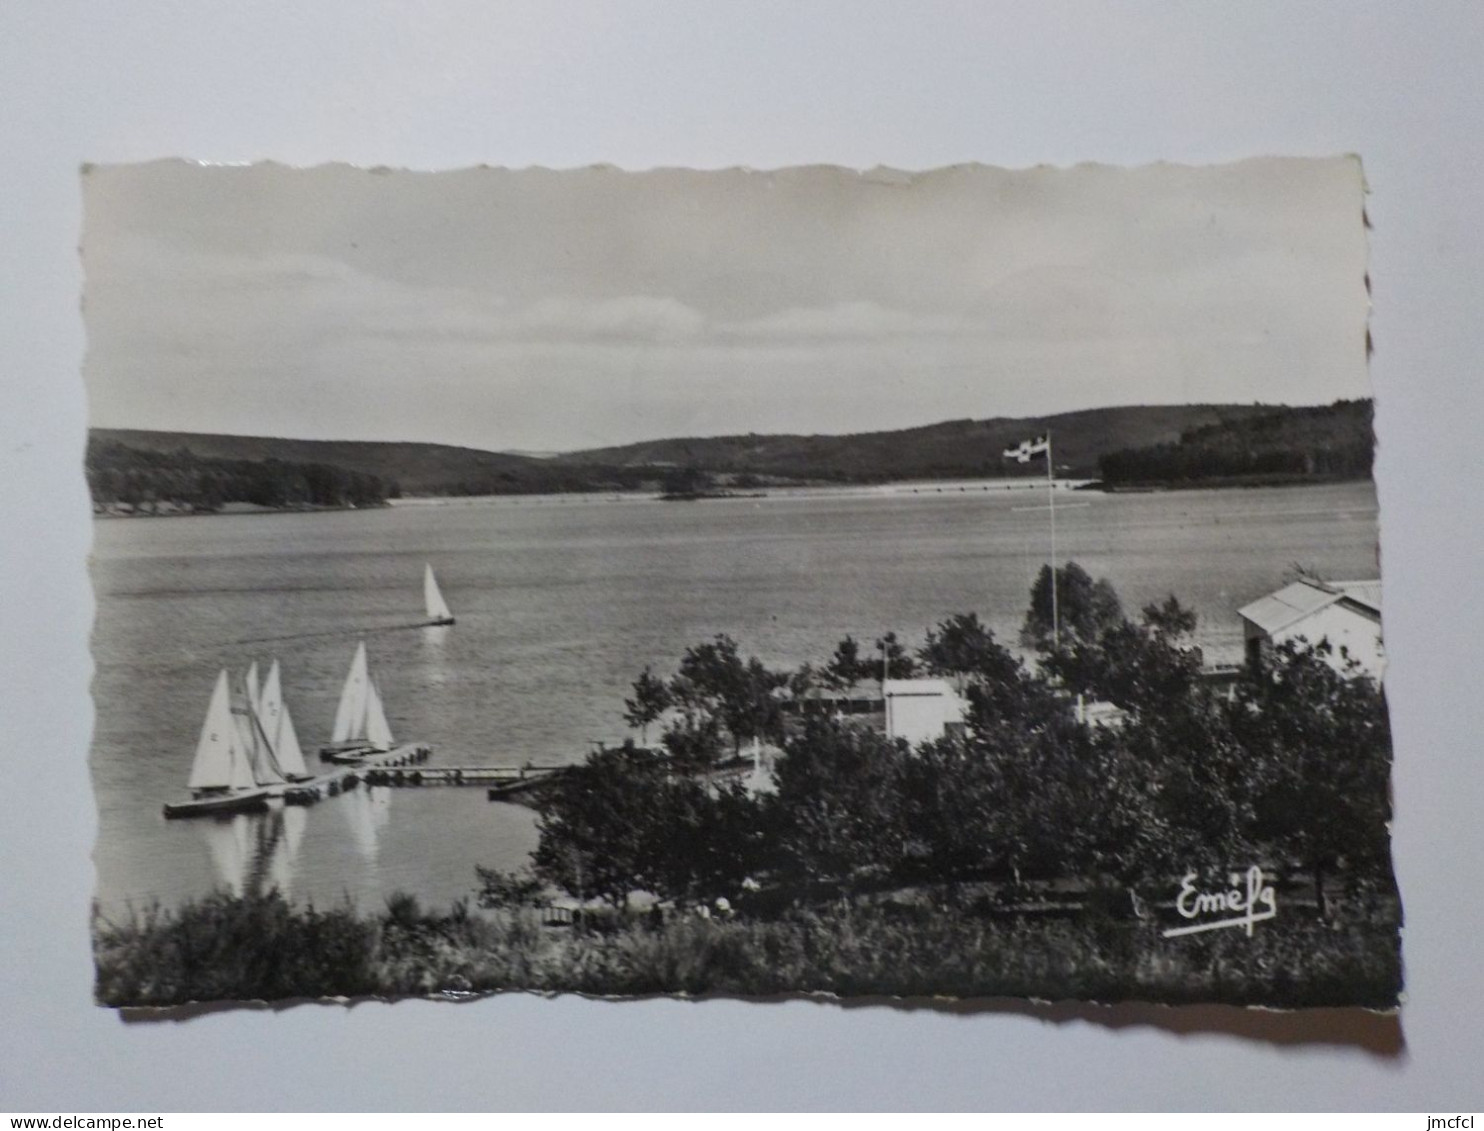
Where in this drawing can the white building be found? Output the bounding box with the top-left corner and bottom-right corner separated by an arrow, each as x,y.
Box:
883,678 -> 970,745
1237,579 -> 1383,682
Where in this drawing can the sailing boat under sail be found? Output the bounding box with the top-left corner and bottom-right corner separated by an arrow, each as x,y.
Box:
163,670 -> 275,818
424,564 -> 455,626
319,640 -> 397,763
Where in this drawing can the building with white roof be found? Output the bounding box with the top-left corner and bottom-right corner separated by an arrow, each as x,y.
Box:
1237,578 -> 1383,681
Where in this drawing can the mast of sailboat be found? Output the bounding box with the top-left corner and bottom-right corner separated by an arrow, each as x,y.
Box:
235,674 -> 287,785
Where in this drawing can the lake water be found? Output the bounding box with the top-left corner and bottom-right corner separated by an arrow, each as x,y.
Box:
90,479 -> 1381,917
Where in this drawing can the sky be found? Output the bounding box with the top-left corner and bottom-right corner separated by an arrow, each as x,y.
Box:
81,158 -> 1371,453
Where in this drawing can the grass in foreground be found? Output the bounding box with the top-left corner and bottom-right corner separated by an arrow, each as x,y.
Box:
93,889 -> 1401,1010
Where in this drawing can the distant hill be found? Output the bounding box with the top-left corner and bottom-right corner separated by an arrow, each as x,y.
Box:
1097,400 -> 1374,488
91,400 -> 1374,504
89,429 -> 650,496
561,404 -> 1289,481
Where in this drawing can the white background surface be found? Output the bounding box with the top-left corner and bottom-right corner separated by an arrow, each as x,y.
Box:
2,1 -> 1481,1112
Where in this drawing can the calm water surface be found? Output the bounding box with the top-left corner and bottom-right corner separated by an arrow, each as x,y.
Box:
90,480 -> 1380,915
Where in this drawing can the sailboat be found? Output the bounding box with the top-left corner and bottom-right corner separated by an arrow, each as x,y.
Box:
424,564 -> 455,626
319,640 -> 396,762
162,670 -> 273,818
257,659 -> 313,782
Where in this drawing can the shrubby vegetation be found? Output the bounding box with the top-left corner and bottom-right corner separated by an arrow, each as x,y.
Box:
94,888 -> 1400,1007
86,439 -> 396,513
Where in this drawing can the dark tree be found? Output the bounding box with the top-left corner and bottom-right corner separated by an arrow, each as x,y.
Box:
873,631 -> 918,679
1020,561 -> 1125,651
1229,640 -> 1394,917
824,635 -> 867,691
768,716 -> 908,889
532,742 -> 665,909
623,666 -> 673,746
670,635 -> 787,754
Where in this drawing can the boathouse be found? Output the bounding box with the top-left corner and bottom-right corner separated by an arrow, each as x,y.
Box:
1237,578 -> 1383,681
787,678 -> 969,745
883,678 -> 970,745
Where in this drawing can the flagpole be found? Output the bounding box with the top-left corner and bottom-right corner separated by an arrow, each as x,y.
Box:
1047,430 -> 1058,648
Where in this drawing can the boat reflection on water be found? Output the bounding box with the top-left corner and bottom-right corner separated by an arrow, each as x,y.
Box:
341,784 -> 393,866
199,812 -> 254,898
196,804 -> 308,900
262,804 -> 306,896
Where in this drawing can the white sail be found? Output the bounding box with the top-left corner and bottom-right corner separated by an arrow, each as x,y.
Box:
424,564 -> 453,622
245,660 -> 263,720
364,679 -> 395,750
331,642 -> 370,743
188,671 -> 254,791
259,659 -> 309,779
234,682 -> 286,786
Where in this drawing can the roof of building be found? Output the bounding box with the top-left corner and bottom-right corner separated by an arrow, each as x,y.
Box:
1238,578 -> 1382,636
883,678 -> 958,698
1330,579 -> 1382,613
792,680 -> 884,702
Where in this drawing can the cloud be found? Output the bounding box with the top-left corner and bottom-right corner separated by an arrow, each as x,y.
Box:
506,296 -> 706,343
720,300 -> 968,342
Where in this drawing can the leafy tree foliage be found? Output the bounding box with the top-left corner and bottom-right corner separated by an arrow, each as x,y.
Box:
1228,640 -> 1393,916
668,634 -> 788,755
1020,562 -> 1124,651
874,631 -> 918,679
623,666 -> 672,746
531,740 -> 765,909
824,635 -> 867,690
532,742 -> 665,909
768,716 -> 908,888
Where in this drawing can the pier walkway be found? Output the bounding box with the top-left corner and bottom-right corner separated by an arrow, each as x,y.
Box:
281,745 -> 567,806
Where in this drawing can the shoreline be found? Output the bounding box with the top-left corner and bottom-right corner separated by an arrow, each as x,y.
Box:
92,501 -> 390,520
89,474 -> 1375,518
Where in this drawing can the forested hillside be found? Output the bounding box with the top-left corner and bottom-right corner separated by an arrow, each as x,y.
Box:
1097,400 -> 1373,488
86,439 -> 395,513
561,404 -> 1279,481
90,429 -> 650,497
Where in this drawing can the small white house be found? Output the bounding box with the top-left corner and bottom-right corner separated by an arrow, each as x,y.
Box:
1238,579 -> 1383,682
883,678 -> 969,745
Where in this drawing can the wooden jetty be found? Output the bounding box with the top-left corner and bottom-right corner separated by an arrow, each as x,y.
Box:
283,742 -> 433,805
282,746 -> 567,806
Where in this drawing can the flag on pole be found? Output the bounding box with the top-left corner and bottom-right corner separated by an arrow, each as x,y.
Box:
1001,435 -> 1050,464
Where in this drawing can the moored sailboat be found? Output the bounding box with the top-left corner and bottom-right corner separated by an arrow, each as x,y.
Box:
257,659 -> 313,782
424,564 -> 455,626
162,670 -> 273,819
319,640 -> 397,762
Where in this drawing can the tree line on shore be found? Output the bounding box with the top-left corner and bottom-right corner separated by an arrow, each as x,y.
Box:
489,562 -> 1395,923
1097,399 -> 1374,487
86,438 -> 397,512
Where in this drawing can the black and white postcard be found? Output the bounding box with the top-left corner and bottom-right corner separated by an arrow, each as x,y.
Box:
83,158 -> 1397,1009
